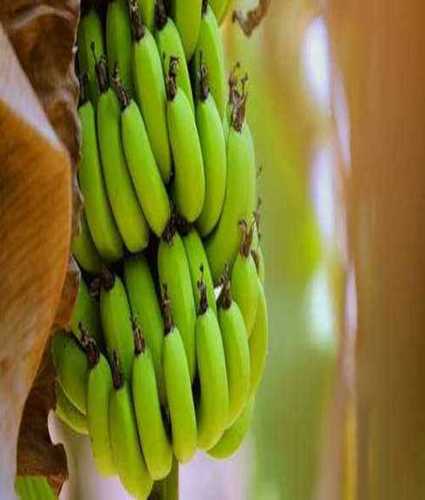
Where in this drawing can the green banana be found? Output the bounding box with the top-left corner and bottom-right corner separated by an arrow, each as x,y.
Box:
158,226 -> 197,381
155,0 -> 195,113
206,89 -> 256,284
78,8 -> 104,104
138,0 -> 155,31
169,0 -> 202,61
15,476 -> 57,500
95,57 -> 149,253
208,397 -> 255,459
132,325 -> 172,480
51,332 -> 88,414
252,246 -> 266,283
166,63 -> 205,223
162,291 -> 197,463
55,382 -> 88,435
231,221 -> 259,336
115,78 -> 171,237
124,255 -> 165,402
193,2 -> 227,119
195,277 -> 229,450
181,225 -> 217,316
84,339 -> 115,477
249,280 -> 269,395
100,271 -> 135,380
109,353 -> 153,499
129,0 -> 172,183
195,61 -> 227,237
71,213 -> 103,274
78,90 -> 124,262
217,275 -> 251,426
106,0 -> 133,95
209,0 -> 233,25
70,277 -> 103,346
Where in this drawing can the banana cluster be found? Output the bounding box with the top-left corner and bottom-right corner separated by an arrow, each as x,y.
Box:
56,0 -> 269,497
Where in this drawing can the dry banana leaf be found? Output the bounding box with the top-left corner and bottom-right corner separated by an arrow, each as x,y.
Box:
0,1 -> 80,496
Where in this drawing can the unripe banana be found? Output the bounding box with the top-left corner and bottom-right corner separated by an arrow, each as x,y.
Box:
106,0 -> 133,95
161,291 -> 197,463
78,91 -> 124,262
129,0 -> 172,183
84,338 -> 115,477
249,280 -> 269,395
217,276 -> 251,426
231,221 -> 259,336
55,382 -> 88,435
138,0 -> 155,31
115,79 -> 171,237
51,332 -> 89,414
155,0 -> 195,112
100,271 -> 135,380
252,246 -> 266,283
208,397 -> 255,460
78,8 -> 104,104
158,226 -> 197,381
109,353 -> 153,499
71,213 -> 103,275
169,0 -> 202,61
132,325 -> 172,480
15,476 -> 57,500
195,278 -> 229,450
95,57 -> 149,253
193,2 -> 227,119
166,63 -> 205,223
181,225 -> 217,316
206,89 -> 256,284
195,62 -> 227,237
70,277 -> 103,346
124,256 -> 166,403
209,0 -> 233,25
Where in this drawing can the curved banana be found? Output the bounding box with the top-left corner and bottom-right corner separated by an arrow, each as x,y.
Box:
55,382 -> 88,435
155,0 -> 195,112
162,291 -> 197,463
209,0 -> 233,25
193,2 -> 226,119
181,226 -> 217,316
231,221 -> 259,336
85,339 -> 115,477
132,325 -> 172,480
106,0 -> 133,95
129,0 -> 171,183
78,8 -> 104,104
166,64 -> 205,223
208,397 -> 255,460
100,271 -> 135,380
196,278 -> 229,450
109,353 -> 153,499
158,226 -> 197,381
217,276 -> 251,426
78,93 -> 124,262
206,91 -> 256,284
15,476 -> 57,500
195,62 -> 227,237
249,280 -> 269,395
138,0 -> 155,31
124,255 -> 165,401
95,57 -> 149,253
115,79 -> 171,237
51,332 -> 89,414
70,277 -> 103,346
169,0 -> 202,61
71,213 -> 103,275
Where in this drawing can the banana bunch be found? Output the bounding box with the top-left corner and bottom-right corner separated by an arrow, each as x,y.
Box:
53,0 -> 269,497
